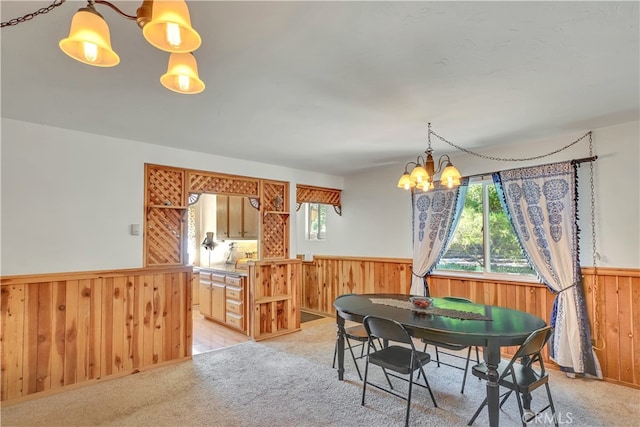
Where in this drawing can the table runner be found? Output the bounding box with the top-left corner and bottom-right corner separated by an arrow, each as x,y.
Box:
370,298 -> 492,321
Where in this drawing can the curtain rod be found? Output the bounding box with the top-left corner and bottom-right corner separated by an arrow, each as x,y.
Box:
463,155 -> 598,180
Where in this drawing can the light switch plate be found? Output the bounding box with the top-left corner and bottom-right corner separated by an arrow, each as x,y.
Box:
130,224 -> 140,236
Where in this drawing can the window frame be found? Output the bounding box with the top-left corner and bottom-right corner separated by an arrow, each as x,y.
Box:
305,202 -> 327,241
434,178 -> 539,283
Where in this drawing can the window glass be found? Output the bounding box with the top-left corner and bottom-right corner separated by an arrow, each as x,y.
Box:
306,203 -> 327,240
437,181 -> 535,276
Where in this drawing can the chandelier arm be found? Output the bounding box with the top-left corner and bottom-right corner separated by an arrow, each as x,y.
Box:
433,154 -> 451,174
430,130 -> 592,162
1,0 -> 67,28
94,0 -> 138,21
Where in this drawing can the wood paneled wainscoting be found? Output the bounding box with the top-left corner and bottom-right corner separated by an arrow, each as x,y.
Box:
300,256 -> 640,388
1,267 -> 193,403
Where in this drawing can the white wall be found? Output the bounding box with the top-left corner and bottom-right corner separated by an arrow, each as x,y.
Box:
0,118 -> 343,275
297,121 -> 640,269
2,118 -> 638,276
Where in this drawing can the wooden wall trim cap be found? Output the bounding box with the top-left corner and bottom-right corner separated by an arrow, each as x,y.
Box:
1,266 -> 193,286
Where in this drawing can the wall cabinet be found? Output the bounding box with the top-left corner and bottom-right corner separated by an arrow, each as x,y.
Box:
216,195 -> 258,240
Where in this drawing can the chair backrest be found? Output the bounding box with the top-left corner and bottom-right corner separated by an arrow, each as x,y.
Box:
499,326 -> 553,381
513,326 -> 553,360
363,315 -> 413,346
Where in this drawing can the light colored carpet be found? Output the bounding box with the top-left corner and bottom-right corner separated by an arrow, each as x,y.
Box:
1,318 -> 638,426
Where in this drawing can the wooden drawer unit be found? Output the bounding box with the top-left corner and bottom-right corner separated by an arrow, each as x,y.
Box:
226,286 -> 243,301
226,299 -> 243,315
198,270 -> 247,334
225,274 -> 245,331
225,275 -> 242,286
212,273 -> 226,284
226,313 -> 244,330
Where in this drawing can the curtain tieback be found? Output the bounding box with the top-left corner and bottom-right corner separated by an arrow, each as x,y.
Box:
409,266 -> 426,278
557,281 -> 580,293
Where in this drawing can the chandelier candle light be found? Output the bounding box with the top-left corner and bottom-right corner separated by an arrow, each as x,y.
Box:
398,123 -> 462,191
58,0 -> 204,94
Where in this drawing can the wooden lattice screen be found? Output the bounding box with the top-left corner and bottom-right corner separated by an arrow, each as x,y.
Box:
261,180 -> 289,259
145,165 -> 290,266
145,165 -> 186,265
189,171 -> 259,196
296,184 -> 342,215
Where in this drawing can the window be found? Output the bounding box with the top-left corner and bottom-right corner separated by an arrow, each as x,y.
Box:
437,180 -> 535,276
306,203 -> 327,240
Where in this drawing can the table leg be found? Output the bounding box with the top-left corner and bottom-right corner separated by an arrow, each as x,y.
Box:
336,314 -> 345,380
485,341 -> 501,427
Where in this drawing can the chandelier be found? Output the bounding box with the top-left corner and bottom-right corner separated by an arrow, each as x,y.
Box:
397,123 -> 462,191
56,0 -> 204,94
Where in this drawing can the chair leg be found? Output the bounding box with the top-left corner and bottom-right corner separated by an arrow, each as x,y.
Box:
361,343 -> 371,406
499,390 -> 513,408
514,390 -> 527,427
460,346 -> 472,394
545,383 -> 558,427
369,340 -> 394,390
468,397 -> 487,426
418,365 -> 437,407
405,370 -> 414,427
346,338 -> 363,380
435,346 -> 441,367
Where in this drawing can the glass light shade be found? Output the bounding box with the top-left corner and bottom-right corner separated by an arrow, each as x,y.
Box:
59,9 -> 119,67
397,173 -> 414,190
417,180 -> 434,191
410,164 -> 429,184
440,163 -> 462,188
161,53 -> 205,94
142,0 -> 201,53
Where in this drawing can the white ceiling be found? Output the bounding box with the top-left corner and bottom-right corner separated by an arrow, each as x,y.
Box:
2,1 -> 638,176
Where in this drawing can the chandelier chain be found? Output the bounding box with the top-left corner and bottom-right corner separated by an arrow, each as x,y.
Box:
588,132 -> 604,351
430,129 -> 592,162
1,0 -> 67,28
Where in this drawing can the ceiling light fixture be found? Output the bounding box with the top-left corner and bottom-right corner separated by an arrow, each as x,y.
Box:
58,0 -> 204,94
397,123 -> 462,191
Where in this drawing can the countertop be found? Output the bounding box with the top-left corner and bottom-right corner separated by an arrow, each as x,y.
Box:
194,264 -> 249,277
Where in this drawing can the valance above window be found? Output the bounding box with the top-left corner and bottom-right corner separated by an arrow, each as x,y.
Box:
296,184 -> 342,215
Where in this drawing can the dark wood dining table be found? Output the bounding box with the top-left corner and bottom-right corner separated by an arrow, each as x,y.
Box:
333,293 -> 547,427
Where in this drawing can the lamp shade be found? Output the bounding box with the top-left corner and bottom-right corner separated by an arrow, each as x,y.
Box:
440,163 -> 462,188
160,53 -> 205,94
397,172 -> 414,190
59,8 -> 119,67
410,164 -> 429,185
143,0 -> 201,53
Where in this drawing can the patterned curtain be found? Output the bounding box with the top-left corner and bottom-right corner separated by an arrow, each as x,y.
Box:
493,161 -> 602,378
411,179 -> 468,296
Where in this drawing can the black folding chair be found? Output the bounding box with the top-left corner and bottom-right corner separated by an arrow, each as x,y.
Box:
468,326 -> 557,427
420,296 -> 480,393
362,315 -> 438,427
331,324 -> 371,380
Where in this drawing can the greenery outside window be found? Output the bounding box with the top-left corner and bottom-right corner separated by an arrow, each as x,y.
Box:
437,180 -> 535,276
306,203 -> 327,241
